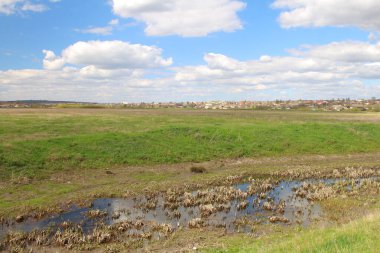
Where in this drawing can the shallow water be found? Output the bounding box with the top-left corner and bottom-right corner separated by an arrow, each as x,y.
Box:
0,180 -> 326,238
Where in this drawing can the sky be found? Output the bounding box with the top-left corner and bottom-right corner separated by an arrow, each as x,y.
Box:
1,0 -> 380,102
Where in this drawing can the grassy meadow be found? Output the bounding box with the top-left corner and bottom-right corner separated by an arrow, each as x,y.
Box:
2,109 -> 380,180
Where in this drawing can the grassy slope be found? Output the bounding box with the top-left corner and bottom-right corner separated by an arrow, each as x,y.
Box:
1,109 -> 380,180
205,213 -> 380,253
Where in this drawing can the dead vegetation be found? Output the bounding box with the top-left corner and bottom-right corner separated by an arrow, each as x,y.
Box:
190,166 -> 207,174
87,210 -> 108,219
1,166 -> 380,252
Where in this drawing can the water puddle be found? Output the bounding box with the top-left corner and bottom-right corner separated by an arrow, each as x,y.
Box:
0,180 -> 326,239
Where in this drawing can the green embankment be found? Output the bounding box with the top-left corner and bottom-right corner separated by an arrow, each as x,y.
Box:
1,110 -> 380,179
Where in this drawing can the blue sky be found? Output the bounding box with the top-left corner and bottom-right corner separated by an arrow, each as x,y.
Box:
1,0 -> 380,102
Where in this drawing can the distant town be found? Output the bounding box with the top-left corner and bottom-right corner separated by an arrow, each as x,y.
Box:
1,98 -> 380,112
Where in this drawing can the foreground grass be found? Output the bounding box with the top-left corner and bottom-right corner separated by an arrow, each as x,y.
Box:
204,212 -> 380,253
2,109 -> 380,180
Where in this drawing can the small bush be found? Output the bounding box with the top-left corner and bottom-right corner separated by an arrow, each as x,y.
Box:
190,166 -> 206,174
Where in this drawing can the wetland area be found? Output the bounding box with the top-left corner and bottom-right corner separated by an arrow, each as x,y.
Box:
1,165 -> 380,252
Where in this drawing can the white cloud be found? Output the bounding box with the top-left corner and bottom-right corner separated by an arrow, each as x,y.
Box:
369,32 -> 380,42
43,40 -> 173,70
108,19 -> 119,26
204,53 -> 243,70
173,41 -> 380,99
76,26 -> 113,36
76,19 -> 120,36
0,0 -> 48,15
174,54 -> 344,86
111,0 -> 246,37
21,2 -> 47,12
42,50 -> 65,70
78,65 -> 142,79
3,39 -> 380,102
0,0 -> 19,15
289,41 -> 380,63
0,67 -> 179,102
272,0 -> 380,31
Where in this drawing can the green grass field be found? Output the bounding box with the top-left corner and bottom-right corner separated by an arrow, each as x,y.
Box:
2,109 -> 380,180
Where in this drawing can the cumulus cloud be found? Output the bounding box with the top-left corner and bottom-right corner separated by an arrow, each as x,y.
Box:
111,0 -> 246,37
42,50 -> 65,70
43,40 -> 173,70
174,54 -> 344,86
204,53 -> 243,70
3,39 -> 380,102
0,67 -> 179,102
272,0 -> 380,31
289,41 -> 380,63
0,0 -> 49,15
173,41 -> 380,99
